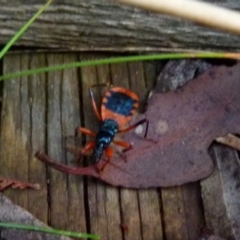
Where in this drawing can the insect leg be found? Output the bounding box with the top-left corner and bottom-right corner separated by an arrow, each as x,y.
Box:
78,141 -> 95,161
75,127 -> 96,137
97,147 -> 113,173
113,140 -> 132,162
113,140 -> 132,149
118,118 -> 149,138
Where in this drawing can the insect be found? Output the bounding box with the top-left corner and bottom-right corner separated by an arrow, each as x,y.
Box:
75,86 -> 148,172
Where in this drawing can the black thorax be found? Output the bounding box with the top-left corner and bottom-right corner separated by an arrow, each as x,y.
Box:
93,119 -> 118,162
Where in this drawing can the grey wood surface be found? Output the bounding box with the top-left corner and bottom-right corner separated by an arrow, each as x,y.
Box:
0,194 -> 71,240
1,0 -> 240,51
0,52 -> 207,240
201,145 -> 240,240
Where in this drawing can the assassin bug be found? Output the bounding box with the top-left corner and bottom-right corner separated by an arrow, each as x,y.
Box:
75,85 -> 148,172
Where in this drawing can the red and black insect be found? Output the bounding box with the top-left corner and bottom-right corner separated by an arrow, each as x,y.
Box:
75,86 -> 147,172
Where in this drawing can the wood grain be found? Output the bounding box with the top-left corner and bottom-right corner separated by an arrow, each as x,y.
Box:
161,184 -> 205,240
0,54 -> 48,223
0,52 -> 208,240
0,53 -> 86,231
201,145 -> 240,240
1,0 -> 240,51
46,53 -> 86,231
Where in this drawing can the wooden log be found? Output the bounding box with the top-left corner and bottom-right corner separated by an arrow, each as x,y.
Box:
47,54 -> 69,228
25,54 -> 48,221
46,53 -> 86,231
0,54 -> 48,223
1,0 -> 240,52
0,53 -> 86,232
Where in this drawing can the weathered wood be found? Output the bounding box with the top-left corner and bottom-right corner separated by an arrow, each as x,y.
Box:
0,54 -> 48,223
26,54 -> 48,221
47,53 -> 86,231
182,183 -> 205,239
161,184 -> 205,240
138,189 -> 163,240
0,54 -> 28,209
61,54 -> 86,232
161,187 -> 188,240
0,53 -> 86,233
0,194 -> 71,240
1,0 -> 240,51
201,145 -> 240,240
0,53 -> 208,240
47,54 -> 69,229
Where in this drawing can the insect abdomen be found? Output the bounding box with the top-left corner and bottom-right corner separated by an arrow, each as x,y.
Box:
101,87 -> 139,127
93,119 -> 118,162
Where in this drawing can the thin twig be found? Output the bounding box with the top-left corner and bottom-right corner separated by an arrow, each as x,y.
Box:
113,0 -> 240,35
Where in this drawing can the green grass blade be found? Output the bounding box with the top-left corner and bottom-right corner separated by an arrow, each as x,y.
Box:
0,0 -> 52,60
0,222 -> 100,239
0,52 -> 240,81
